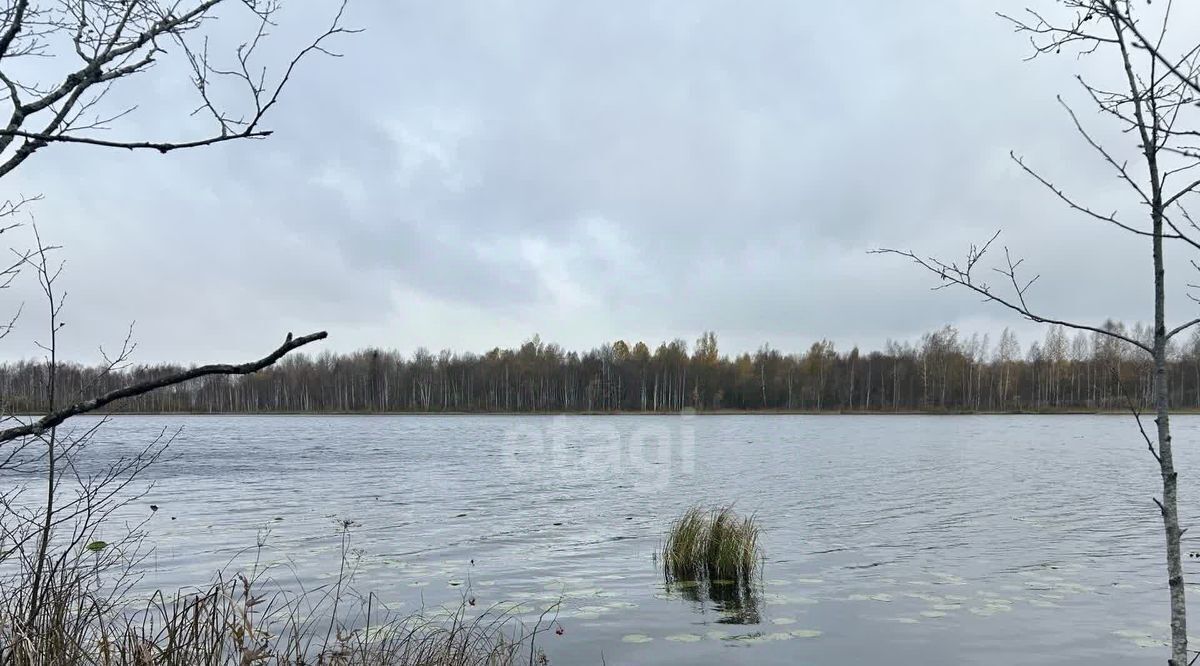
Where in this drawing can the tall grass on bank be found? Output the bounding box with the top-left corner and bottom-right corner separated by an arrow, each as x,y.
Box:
0,532 -> 556,666
0,570 -> 555,666
662,505 -> 761,584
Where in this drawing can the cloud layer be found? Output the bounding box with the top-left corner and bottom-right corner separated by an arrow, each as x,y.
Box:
3,0 -> 1198,363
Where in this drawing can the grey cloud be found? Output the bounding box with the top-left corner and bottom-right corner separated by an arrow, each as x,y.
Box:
2,0 -> 1196,363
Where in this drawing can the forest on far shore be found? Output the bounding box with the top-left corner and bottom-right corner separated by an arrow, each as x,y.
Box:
2,322 -> 1197,415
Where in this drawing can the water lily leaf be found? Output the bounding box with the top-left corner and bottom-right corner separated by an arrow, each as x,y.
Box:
789,629 -> 823,638
85,541 -> 107,553
1113,629 -> 1151,639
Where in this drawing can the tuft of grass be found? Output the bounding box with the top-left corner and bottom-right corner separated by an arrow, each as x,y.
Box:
662,505 -> 761,584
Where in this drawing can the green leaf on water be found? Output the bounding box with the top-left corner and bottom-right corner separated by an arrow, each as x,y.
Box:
621,634 -> 653,643
85,541 -> 107,553
790,629 -> 824,638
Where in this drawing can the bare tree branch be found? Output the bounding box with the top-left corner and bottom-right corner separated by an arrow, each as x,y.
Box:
870,237 -> 1153,354
1011,150 -> 1167,240
0,127 -> 271,153
1112,4 -> 1200,96
0,0 -> 358,176
0,331 -> 328,443
1165,177 -> 1200,209
1166,318 -> 1200,340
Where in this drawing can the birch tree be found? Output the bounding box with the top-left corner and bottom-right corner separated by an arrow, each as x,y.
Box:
875,1 -> 1200,662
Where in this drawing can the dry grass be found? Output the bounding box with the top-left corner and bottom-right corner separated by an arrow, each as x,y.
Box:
0,572 -> 555,666
0,533 -> 556,666
661,505 -> 761,584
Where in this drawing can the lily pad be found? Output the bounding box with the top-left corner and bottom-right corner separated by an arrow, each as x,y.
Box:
790,629 -> 823,638
1113,629 -> 1151,639
734,632 -> 793,643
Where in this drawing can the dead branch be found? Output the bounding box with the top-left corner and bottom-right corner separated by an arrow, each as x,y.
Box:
0,331 -> 328,443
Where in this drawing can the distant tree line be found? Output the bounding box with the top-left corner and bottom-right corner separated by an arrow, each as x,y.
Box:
4,322 -> 1200,414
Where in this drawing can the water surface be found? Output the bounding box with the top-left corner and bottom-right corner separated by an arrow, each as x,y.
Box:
42,414 -> 1200,664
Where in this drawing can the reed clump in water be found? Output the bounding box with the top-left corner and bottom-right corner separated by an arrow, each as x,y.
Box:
661,505 -> 761,584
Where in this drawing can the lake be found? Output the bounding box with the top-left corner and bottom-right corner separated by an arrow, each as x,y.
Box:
42,414 -> 1200,664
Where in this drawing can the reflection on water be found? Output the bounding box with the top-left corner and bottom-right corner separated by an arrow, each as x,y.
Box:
664,577 -> 763,625
31,414 -> 1200,665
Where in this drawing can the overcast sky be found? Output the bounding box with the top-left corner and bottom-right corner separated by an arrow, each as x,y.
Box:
3,0 -> 1199,364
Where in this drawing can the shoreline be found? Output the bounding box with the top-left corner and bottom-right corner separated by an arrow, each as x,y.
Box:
54,409 -> 1200,417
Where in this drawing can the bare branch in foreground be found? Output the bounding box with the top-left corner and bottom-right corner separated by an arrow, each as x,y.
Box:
1166,318 -> 1200,340
0,0 -> 358,177
1112,6 -> 1200,97
0,331 -> 328,443
870,238 -> 1153,354
1116,364 -> 1163,464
